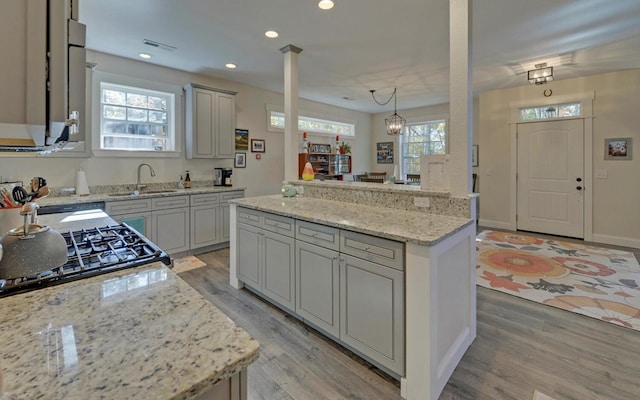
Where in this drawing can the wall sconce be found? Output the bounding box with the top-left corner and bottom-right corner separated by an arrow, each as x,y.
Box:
528,64 -> 554,85
370,88 -> 406,136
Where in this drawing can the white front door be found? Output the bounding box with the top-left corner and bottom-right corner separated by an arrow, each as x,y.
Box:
517,119 -> 584,238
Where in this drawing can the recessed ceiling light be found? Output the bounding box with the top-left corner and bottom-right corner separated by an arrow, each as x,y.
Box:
225,63 -> 237,69
265,30 -> 279,39
318,0 -> 334,10
139,53 -> 152,59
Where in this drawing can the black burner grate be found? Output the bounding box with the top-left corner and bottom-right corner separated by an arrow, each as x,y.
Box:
0,223 -> 171,297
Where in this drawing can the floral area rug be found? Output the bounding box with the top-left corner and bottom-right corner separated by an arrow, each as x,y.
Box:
476,230 -> 640,331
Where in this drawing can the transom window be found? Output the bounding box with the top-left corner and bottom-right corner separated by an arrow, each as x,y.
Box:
268,110 -> 355,137
99,82 -> 176,151
519,102 -> 581,121
400,120 -> 447,176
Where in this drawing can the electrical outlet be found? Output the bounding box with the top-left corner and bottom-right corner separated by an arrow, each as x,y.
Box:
595,170 -> 608,179
414,197 -> 430,208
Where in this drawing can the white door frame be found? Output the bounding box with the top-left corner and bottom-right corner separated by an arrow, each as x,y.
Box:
508,91 -> 594,242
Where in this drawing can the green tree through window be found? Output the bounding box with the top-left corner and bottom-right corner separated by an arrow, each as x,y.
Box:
400,120 -> 447,176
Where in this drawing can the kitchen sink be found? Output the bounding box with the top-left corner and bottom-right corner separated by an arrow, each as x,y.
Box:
107,189 -> 178,197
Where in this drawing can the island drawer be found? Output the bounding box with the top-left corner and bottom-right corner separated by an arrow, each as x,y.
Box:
296,220 -> 340,250
263,213 -> 295,237
237,207 -> 263,227
340,230 -> 404,271
106,198 -> 152,215
152,195 -> 190,210
190,193 -> 220,206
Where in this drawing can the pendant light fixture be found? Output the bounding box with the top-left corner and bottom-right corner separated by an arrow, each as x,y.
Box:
370,88 -> 406,135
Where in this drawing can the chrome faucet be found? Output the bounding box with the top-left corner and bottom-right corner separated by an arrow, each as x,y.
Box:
136,163 -> 156,191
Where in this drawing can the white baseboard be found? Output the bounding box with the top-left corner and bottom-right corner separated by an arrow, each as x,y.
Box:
477,219 -> 515,231
591,233 -> 640,250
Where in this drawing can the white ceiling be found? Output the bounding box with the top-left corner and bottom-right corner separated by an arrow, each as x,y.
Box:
80,0 -> 640,113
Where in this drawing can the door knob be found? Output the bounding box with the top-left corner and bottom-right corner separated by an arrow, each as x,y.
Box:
576,186 -> 583,190
576,177 -> 582,182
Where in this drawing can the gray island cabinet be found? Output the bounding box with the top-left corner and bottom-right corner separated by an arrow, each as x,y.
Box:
230,195 -> 476,400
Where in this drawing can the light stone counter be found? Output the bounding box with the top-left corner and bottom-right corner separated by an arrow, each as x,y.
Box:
35,185 -> 245,208
0,211 -> 259,400
232,194 -> 473,246
0,264 -> 259,400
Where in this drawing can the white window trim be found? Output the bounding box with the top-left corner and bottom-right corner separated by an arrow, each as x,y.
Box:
91,71 -> 183,158
399,116 -> 449,177
265,104 -> 356,138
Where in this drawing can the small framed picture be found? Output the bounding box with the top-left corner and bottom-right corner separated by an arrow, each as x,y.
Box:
472,145 -> 479,167
376,142 -> 393,164
605,138 -> 632,160
251,139 -> 265,153
234,152 -> 246,168
235,129 -> 249,151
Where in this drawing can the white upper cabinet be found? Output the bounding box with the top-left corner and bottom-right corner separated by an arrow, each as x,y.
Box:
185,83 -> 236,159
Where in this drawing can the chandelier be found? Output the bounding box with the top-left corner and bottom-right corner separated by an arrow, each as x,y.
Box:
528,63 -> 554,85
370,88 -> 406,135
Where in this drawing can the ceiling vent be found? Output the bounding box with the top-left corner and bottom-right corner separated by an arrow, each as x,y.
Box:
142,39 -> 176,51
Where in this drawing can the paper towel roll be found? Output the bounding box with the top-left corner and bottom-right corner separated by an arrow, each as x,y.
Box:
75,169 -> 90,196
393,164 -> 399,179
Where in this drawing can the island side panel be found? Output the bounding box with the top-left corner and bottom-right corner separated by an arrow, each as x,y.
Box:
403,223 -> 477,400
229,203 -> 243,289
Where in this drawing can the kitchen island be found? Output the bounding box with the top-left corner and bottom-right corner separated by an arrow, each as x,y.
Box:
229,194 -> 476,400
0,210 -> 259,400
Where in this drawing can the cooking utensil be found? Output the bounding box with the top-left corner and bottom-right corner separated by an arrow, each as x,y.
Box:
31,186 -> 51,201
0,202 -> 67,280
30,177 -> 47,193
12,186 -> 31,205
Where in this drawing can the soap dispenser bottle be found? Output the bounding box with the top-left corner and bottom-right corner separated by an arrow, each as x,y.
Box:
178,175 -> 185,189
184,171 -> 192,188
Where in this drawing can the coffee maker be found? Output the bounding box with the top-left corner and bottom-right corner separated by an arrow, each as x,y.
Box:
214,168 -> 224,186
221,168 -> 233,186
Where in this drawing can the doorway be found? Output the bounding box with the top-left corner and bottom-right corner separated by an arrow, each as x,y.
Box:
516,119 -> 585,238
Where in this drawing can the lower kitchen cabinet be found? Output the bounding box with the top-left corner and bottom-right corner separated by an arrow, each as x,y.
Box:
236,219 -> 296,313
106,199 -> 153,240
237,223 -> 261,288
262,230 -> 295,312
340,254 -> 404,375
236,207 -> 405,376
295,240 -> 340,339
152,196 -> 190,254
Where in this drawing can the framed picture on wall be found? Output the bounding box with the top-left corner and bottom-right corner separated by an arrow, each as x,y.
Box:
605,138 -> 632,160
234,152 -> 246,168
235,129 -> 249,151
251,139 -> 265,152
376,142 -> 394,164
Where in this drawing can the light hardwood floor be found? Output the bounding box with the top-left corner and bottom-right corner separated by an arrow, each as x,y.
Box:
179,235 -> 640,400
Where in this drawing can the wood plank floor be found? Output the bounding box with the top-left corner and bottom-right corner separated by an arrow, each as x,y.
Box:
179,236 -> 640,400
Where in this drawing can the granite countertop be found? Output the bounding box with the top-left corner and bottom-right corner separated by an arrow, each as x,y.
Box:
35,186 -> 245,208
232,195 -> 473,246
0,211 -> 259,399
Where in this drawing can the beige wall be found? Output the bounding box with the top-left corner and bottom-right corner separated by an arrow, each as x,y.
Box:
478,68 -> 640,247
0,51 -> 372,198
370,101 -> 480,179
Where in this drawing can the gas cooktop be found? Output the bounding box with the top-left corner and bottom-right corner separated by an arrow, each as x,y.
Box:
0,223 -> 171,297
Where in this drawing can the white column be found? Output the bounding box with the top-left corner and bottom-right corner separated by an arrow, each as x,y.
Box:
449,0 -> 473,196
280,45 -> 303,181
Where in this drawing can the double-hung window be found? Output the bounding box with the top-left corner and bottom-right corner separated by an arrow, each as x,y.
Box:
400,120 -> 447,176
92,72 -> 182,156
